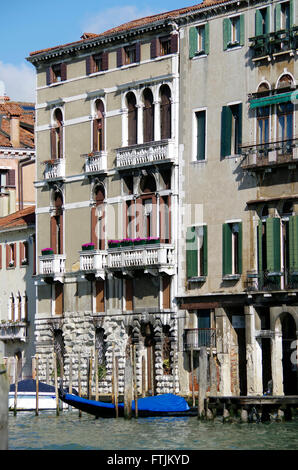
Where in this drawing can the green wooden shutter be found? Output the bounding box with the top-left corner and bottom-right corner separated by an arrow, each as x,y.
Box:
189,27 -> 198,59
289,216 -> 298,272
258,221 -> 263,273
237,103 -> 242,154
196,111 -> 206,160
204,23 -> 210,55
237,222 -> 243,274
255,9 -> 263,36
239,14 -> 245,46
275,2 -> 282,31
203,225 -> 208,276
223,18 -> 231,50
266,217 -> 281,272
223,223 -> 232,276
221,106 -> 232,158
290,0 -> 294,27
186,227 -> 198,278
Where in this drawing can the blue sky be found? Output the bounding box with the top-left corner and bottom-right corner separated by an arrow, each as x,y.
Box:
0,0 -> 198,102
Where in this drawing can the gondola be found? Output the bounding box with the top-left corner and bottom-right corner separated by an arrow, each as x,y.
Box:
58,390 -> 197,418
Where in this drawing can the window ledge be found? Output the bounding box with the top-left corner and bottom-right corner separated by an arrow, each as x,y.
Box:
188,276 -> 206,283
225,154 -> 241,159
193,52 -> 208,59
191,159 -> 207,165
223,274 -> 241,281
226,45 -> 243,52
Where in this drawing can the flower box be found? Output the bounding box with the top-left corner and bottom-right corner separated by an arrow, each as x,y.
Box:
133,238 -> 147,246
108,240 -> 121,248
82,243 -> 95,251
120,239 -> 134,247
146,237 -> 160,245
41,248 -> 54,256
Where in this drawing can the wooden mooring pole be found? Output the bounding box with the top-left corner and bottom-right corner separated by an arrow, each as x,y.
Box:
88,350 -> 93,400
95,353 -> 99,402
190,347 -> 195,407
114,356 -> 119,418
142,356 -> 145,398
78,353 -> 82,418
133,344 -> 138,418
13,356 -> 18,416
198,347 -> 207,419
124,355 -> 133,420
35,355 -> 39,416
0,355 -> 8,450
53,352 -> 59,416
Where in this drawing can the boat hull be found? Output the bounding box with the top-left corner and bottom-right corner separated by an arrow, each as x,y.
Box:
59,392 -> 197,418
8,392 -> 67,411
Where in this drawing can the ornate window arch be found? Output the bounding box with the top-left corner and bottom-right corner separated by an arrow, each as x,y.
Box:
50,189 -> 64,254
160,84 -> 172,140
91,184 -> 106,250
92,99 -> 105,152
142,88 -> 154,143
126,91 -> 138,146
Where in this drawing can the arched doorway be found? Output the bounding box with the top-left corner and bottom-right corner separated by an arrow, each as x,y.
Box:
281,313 -> 297,395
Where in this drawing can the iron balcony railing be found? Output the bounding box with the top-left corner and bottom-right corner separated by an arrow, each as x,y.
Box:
245,269 -> 298,292
184,328 -> 216,351
249,26 -> 298,60
240,138 -> 298,170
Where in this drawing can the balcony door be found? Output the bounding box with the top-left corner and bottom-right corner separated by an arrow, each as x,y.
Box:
91,186 -> 105,250
51,191 -> 63,255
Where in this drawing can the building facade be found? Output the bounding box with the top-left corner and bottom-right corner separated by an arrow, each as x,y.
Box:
0,91 -> 35,217
0,207 -> 36,381
27,0 -> 298,397
177,0 -> 298,397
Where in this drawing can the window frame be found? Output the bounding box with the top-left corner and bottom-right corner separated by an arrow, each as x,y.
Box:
193,107 -> 207,162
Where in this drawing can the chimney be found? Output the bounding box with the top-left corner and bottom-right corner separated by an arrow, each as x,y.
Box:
10,114 -> 20,148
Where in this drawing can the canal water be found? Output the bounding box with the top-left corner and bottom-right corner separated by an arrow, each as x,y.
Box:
8,410 -> 298,451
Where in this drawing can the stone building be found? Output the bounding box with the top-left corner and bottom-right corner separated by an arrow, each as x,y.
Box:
0,88 -> 35,217
177,0 -> 298,397
0,206 -> 36,381
27,0 -> 297,398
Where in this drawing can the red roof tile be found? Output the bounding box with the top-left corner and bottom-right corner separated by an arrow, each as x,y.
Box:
29,0 -> 231,58
0,100 -> 35,149
0,206 -> 35,230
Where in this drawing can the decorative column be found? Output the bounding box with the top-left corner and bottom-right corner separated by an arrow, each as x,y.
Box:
154,100 -> 161,142
215,308 -> 231,396
245,305 -> 263,395
271,330 -> 284,396
137,104 -> 144,145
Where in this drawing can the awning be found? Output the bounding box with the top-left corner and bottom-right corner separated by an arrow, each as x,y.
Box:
250,90 -> 298,109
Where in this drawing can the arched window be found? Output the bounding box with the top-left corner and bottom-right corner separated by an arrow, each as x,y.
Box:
139,175 -> 157,239
93,100 -> 105,152
51,109 -> 63,159
126,92 -> 137,145
51,191 -> 63,254
160,85 -> 171,140
276,75 -> 294,143
91,185 -> 105,250
256,83 -> 270,145
143,88 -> 154,143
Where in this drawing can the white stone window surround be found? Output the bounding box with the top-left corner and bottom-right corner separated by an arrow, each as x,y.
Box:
90,96 -> 107,153
121,81 -> 175,148
192,106 -> 208,163
50,105 -> 65,160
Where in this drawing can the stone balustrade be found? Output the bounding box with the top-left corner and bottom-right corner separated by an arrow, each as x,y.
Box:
82,151 -> 108,173
79,250 -> 108,278
116,139 -> 176,168
0,322 -> 28,342
108,244 -> 175,274
39,254 -> 66,280
44,159 -> 65,180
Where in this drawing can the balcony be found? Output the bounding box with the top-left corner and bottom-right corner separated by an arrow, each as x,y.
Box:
249,26 -> 298,61
116,139 -> 176,169
39,254 -> 66,282
184,328 -> 216,351
81,151 -> 107,174
43,159 -> 65,180
107,242 -> 176,275
79,249 -> 108,280
245,270 -> 298,292
240,138 -> 298,171
0,321 -> 28,342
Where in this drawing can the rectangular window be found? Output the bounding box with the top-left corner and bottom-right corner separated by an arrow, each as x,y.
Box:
223,15 -> 245,50
222,222 -> 242,277
186,225 -> 208,279
257,106 -> 270,145
162,276 -> 171,310
221,103 -> 242,157
125,279 -> 133,311
55,283 -> 64,316
160,36 -> 172,56
151,34 -> 178,59
6,243 -> 16,268
255,7 -> 270,36
189,24 -> 210,58
86,52 -> 109,75
0,171 -> 7,194
277,102 -> 294,142
195,110 -> 206,161
95,280 -> 105,313
19,241 -> 29,266
46,63 -> 67,85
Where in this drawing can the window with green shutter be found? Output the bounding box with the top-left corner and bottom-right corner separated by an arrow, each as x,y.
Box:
266,217 -> 281,273
255,7 -> 270,36
186,226 -> 208,278
189,24 -> 210,58
223,15 -> 245,49
289,215 -> 298,272
223,222 -> 242,277
186,227 -> 198,278
220,103 -> 242,158
195,110 -> 206,161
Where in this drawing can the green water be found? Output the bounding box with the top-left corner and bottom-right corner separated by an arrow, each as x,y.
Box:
7,411 -> 298,450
